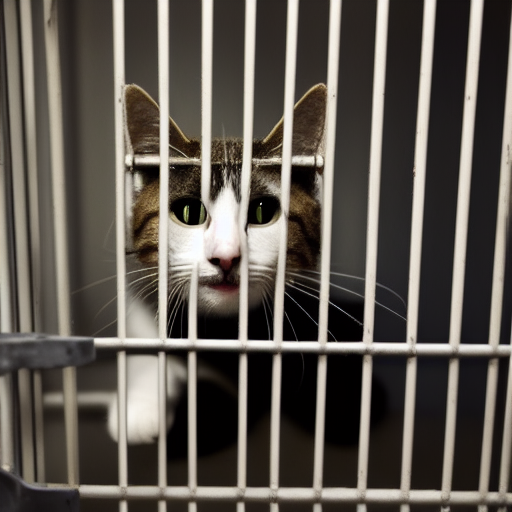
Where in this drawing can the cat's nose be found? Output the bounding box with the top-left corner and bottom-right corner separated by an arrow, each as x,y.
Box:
210,255 -> 241,272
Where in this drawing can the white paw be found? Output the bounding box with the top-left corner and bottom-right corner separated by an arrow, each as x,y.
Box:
107,392 -> 172,444
107,355 -> 187,444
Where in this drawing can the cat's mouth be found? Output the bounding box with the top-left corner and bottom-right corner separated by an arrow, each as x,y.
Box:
209,283 -> 239,293
200,274 -> 240,293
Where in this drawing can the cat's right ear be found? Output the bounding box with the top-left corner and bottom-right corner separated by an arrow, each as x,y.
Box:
124,84 -> 193,158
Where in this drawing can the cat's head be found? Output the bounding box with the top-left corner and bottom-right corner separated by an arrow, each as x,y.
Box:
124,83 -> 326,317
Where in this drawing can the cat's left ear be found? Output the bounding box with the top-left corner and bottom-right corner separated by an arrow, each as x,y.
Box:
123,84 -> 194,158
262,83 -> 327,161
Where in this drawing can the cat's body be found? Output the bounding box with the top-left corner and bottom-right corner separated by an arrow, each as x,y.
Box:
108,84 -> 386,449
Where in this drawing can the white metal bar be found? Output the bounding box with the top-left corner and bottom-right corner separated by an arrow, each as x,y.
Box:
187,267 -> 199,512
317,0 -> 342,348
237,353 -> 248,512
441,1 -> 484,505
237,1 -> 257,510
272,0 -> 299,344
269,353 -> 282,512
157,0 -> 170,343
4,0 -> 33,334
93,338 -> 512,357
184,271 -> 199,512
187,349 -> 198,508
113,1 -> 128,511
157,351 -> 168,503
43,0 -> 72,336
76,485 -> 512,506
43,0 -> 79,486
4,0 -> 36,483
478,5 -> 512,511
0,376 -> 15,472
201,0 -> 214,206
129,154 -> 323,168
19,0 -> 42,334
157,1 -> 170,510
113,0 -> 127,348
400,2 -> 437,511
270,3 -> 300,509
239,0 -> 257,351
0,72 -> 13,333
0,18 -> 15,474
312,2 -> 342,511
32,371 -> 45,482
358,2 -> 389,509
116,354 -> 128,512
18,370 -> 35,483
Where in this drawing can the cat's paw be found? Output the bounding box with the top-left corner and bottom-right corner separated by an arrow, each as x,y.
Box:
107,355 -> 187,444
108,391 -> 168,444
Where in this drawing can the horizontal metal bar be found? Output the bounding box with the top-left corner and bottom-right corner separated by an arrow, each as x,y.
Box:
74,485 -> 512,506
43,391 -> 114,410
126,154 -> 324,169
92,338 -> 511,357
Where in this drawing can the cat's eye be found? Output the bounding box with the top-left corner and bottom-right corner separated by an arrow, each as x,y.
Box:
247,197 -> 280,225
171,198 -> 207,226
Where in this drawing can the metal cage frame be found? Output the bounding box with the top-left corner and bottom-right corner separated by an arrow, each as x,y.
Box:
1,0 -> 512,511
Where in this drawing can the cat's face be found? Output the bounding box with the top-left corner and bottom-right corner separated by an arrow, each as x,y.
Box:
125,84 -> 326,317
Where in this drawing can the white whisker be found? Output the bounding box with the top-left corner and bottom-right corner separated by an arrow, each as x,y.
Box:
288,271 -> 407,321
297,269 -> 407,311
286,281 -> 363,328
284,310 -> 298,342
169,143 -> 191,159
262,295 -> 273,341
284,291 -> 338,341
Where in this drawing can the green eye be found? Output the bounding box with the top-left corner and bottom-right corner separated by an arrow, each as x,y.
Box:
248,197 -> 280,225
172,198 -> 207,225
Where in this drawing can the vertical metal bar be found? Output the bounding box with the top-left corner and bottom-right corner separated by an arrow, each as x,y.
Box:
441,2 -> 484,508
0,59 -> 15,473
3,0 -> 36,484
113,0 -> 128,510
43,0 -> 79,486
19,0 -> 41,332
270,2 -> 300,510
32,371 -> 45,482
19,0 -> 46,484
0,376 -> 15,473
238,1 -> 257,510
4,0 -> 32,333
157,0 -> 170,510
157,350 -> 168,511
357,2 -> 389,510
237,353 -> 248,512
477,6 -> 512,512
0,41 -> 13,335
0,59 -> 15,478
400,2 -> 436,511
187,289 -> 198,512
312,2 -> 342,512
201,0 -> 213,206
17,371 -> 34,482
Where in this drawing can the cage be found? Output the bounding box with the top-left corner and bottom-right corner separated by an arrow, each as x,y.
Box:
1,0 -> 512,511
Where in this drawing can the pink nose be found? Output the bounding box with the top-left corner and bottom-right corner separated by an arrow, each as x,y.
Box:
210,255 -> 241,272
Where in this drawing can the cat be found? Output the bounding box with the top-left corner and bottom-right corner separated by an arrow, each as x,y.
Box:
107,83 -> 330,445
107,83 -> 391,453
